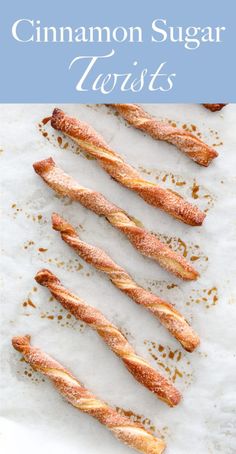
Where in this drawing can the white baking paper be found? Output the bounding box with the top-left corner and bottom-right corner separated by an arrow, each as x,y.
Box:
1,104 -> 236,454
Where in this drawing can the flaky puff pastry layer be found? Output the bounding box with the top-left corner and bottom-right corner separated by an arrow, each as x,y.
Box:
12,335 -> 166,454
51,214 -> 200,352
33,158 -> 199,280
50,108 -> 205,225
35,269 -> 182,405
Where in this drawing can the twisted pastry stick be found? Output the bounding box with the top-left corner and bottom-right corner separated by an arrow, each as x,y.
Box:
51,108 -> 205,225
203,104 -> 227,112
35,269 -> 182,405
12,335 -> 166,453
51,214 -> 200,352
33,158 -> 198,280
109,104 -> 218,167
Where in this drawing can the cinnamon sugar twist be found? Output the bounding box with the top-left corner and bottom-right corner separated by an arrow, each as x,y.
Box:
109,104 -> 218,167
35,269 -> 182,405
51,213 -> 199,352
51,108 -> 205,225
203,104 -> 227,112
12,335 -> 166,453
33,158 -> 198,280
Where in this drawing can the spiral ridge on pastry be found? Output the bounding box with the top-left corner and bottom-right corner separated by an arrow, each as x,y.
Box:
12,335 -> 166,453
50,108 -> 205,225
51,213 -> 200,352
35,269 -> 182,405
33,158 -> 198,281
110,104 -> 218,167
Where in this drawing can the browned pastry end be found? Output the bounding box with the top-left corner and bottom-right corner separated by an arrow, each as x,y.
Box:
203,104 -> 227,112
33,158 -> 199,280
50,108 -> 205,225
109,104 -> 218,167
50,214 -> 200,352
12,335 -> 166,454
35,269 -> 182,405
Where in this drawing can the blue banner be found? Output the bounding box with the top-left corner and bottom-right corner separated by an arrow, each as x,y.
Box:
0,0 -> 234,102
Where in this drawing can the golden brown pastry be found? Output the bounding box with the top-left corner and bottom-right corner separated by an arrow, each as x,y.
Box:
51,108 -> 205,225
51,215 -> 200,352
35,269 -> 182,405
12,335 -> 166,453
33,158 -> 199,280
203,104 -> 227,112
109,104 -> 218,167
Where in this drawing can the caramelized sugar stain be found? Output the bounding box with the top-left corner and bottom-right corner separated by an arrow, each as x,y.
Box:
11,203 -> 23,219
138,169 -> 215,212
141,279 -> 218,310
38,118 -> 95,160
21,285 -> 40,315
115,407 -> 157,435
20,294 -> 85,332
115,407 -> 169,441
22,298 -> 36,309
39,118 -> 74,152
17,361 -> 45,384
181,123 -> 199,134
187,287 -> 218,309
40,306 -> 85,332
11,203 -> 46,224
152,234 -> 208,266
42,256 -> 84,273
190,179 -> 215,212
191,181 -> 200,199
144,340 -> 193,386
20,234 -> 86,274
209,128 -> 223,147
22,286 -> 38,310
143,279 -> 181,297
165,118 -> 223,147
23,240 -> 35,250
166,283 -> 178,290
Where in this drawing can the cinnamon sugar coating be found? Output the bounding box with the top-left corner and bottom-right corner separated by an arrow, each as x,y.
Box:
51,214 -> 200,352
12,335 -> 166,453
33,158 -> 199,280
51,108 -> 206,224
35,269 -> 182,404
110,104 -> 218,167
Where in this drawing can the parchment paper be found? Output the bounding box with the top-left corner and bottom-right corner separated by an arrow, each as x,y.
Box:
1,103 -> 236,454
